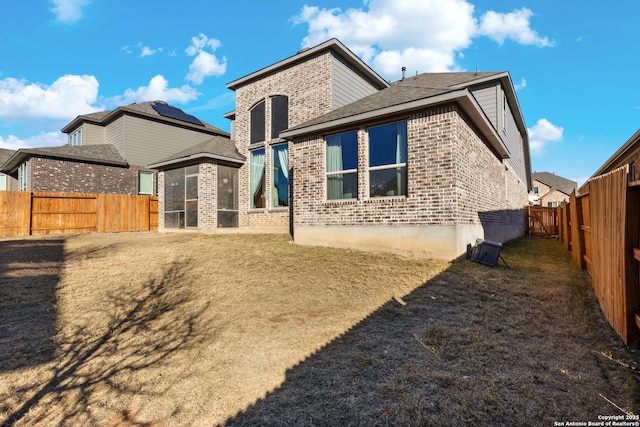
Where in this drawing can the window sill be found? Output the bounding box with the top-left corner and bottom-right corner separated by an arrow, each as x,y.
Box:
364,195 -> 407,203
324,198 -> 358,206
248,142 -> 265,150
268,207 -> 289,212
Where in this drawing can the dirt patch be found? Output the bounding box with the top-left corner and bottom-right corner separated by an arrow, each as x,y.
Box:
0,233 -> 638,426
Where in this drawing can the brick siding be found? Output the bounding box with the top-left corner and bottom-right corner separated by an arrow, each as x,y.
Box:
234,51 -> 334,229
29,157 -> 148,194
290,104 -> 527,231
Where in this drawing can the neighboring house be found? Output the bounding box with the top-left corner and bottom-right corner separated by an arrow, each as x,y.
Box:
153,38 -> 532,260
0,148 -> 17,191
0,100 -> 229,195
590,128 -> 640,181
530,172 -> 577,207
1,145 -> 137,194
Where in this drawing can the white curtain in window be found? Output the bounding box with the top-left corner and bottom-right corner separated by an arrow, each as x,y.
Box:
272,146 -> 289,207
250,150 -> 265,208
326,138 -> 344,199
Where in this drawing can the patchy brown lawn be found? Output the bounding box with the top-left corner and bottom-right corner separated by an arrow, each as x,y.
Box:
0,232 -> 638,426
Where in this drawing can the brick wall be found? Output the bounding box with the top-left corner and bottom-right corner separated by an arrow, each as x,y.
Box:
234,51 -> 334,230
29,157 -> 145,194
290,104 -> 527,235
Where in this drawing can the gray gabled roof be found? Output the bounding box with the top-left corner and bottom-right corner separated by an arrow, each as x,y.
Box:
226,38 -> 389,91
61,100 -> 229,137
0,148 -> 16,166
281,71 -> 513,159
532,172 -> 577,196
1,144 -> 127,173
147,135 -> 245,169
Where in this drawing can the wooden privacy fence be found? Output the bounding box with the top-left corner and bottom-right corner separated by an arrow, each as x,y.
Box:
526,205 -> 559,236
558,165 -> 640,347
0,191 -> 158,237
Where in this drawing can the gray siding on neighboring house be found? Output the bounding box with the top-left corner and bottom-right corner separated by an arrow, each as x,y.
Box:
83,123 -> 105,146
104,116 -> 126,158
116,116 -> 214,167
331,54 -> 380,109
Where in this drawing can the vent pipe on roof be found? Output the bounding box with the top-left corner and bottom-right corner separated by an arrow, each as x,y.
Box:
401,66 -> 406,80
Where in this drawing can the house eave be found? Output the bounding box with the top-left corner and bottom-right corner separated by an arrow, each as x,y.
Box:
1,149 -> 129,173
281,90 -> 510,159
148,153 -> 246,170
226,38 -> 389,91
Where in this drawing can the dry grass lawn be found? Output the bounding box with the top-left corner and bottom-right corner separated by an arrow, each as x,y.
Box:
0,232 -> 638,426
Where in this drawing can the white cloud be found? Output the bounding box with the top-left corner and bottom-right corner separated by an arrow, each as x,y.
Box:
528,118 -> 563,156
50,0 -> 91,24
514,77 -> 527,91
477,8 -> 552,47
140,46 -> 161,57
0,74 -> 100,121
293,0 -> 552,80
0,132 -> 66,150
111,75 -> 199,105
185,34 -> 227,84
123,43 -> 163,57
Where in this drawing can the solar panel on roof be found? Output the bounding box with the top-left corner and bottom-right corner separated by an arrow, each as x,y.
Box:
151,103 -> 204,126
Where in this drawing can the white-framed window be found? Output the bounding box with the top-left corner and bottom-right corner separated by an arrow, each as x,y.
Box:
368,121 -> 407,197
533,186 -> 539,194
0,173 -> 7,191
69,128 -> 83,146
18,162 -> 28,191
326,131 -> 358,200
138,171 -> 153,195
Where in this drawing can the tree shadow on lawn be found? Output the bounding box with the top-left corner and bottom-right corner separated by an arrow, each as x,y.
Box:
225,238 -> 640,426
1,259 -> 214,427
0,239 -> 65,372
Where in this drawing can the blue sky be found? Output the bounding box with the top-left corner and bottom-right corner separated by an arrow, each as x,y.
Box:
0,0 -> 638,186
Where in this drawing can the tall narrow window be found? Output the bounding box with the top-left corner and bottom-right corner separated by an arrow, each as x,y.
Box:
369,122 -> 407,197
271,144 -> 289,207
250,148 -> 266,208
69,128 -> 82,146
250,100 -> 266,144
326,131 -> 358,200
18,162 -> 28,191
271,95 -> 289,139
0,173 -> 6,191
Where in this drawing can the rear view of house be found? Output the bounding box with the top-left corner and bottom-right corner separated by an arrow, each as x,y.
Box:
152,38 -> 532,260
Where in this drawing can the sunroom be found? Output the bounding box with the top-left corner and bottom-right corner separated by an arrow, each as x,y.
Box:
148,136 -> 246,231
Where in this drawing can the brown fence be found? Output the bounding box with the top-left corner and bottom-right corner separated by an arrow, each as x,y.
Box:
558,165 -> 640,346
0,191 -> 158,237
